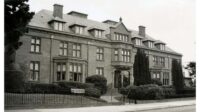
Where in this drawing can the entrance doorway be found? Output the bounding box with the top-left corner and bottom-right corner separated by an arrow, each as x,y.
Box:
114,70 -> 130,88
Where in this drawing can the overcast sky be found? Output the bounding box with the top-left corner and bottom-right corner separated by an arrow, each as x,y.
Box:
28,0 -> 195,65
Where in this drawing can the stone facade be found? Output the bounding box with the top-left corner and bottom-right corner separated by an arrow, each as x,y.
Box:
15,4 -> 182,88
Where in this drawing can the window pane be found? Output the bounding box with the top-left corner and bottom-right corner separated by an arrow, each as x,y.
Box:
31,38 -> 35,44
36,39 -> 40,44
96,68 -> 98,75
69,64 -> 73,72
62,64 -> 66,71
73,51 -> 76,57
73,45 -> 76,49
77,45 -> 81,50
74,65 -> 77,72
59,23 -> 63,31
77,51 -> 80,57
31,45 -> 35,52
30,63 -> 33,70
35,63 -> 39,70
59,49 -> 63,55
78,65 -> 81,72
64,43 -> 67,48
36,46 -> 40,52
60,42 -> 63,47
64,49 -> 67,56
35,72 -> 39,80
57,64 -> 61,71
54,22 -> 58,30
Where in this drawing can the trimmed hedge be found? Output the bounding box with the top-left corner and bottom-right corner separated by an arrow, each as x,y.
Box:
57,81 -> 94,89
121,84 -> 164,100
85,88 -> 101,98
151,79 -> 163,86
162,86 -> 176,98
86,75 -> 107,94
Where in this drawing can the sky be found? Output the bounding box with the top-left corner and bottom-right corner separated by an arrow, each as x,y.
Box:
28,0 -> 195,65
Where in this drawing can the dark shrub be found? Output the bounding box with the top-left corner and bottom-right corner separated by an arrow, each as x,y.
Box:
23,83 -> 69,94
57,81 -> 94,89
127,84 -> 164,100
176,87 -> 196,96
151,79 -> 163,86
162,86 -> 176,98
85,88 -> 101,98
119,87 -> 129,95
5,70 -> 25,92
86,75 -> 107,94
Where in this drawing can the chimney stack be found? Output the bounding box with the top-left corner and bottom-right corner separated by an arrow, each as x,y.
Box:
53,4 -> 63,19
138,25 -> 146,37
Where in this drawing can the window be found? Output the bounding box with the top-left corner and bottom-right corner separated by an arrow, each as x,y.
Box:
153,56 -> 165,67
54,22 -> 63,31
57,63 -> 66,81
31,37 -> 41,53
59,41 -> 68,56
69,63 -> 82,82
96,47 -> 104,60
163,72 -> 169,85
122,49 -> 130,62
96,67 -> 104,75
152,72 -> 160,79
135,38 -> 142,46
160,44 -> 165,50
148,41 -> 154,48
114,33 -> 129,42
114,49 -> 119,61
72,43 -> 81,57
94,30 -> 103,38
30,61 -> 40,81
75,26 -> 84,34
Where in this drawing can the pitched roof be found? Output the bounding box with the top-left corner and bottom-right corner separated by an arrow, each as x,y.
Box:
28,9 -> 181,55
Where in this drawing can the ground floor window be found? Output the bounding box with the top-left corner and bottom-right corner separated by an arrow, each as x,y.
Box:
69,63 -> 82,82
96,67 -> 104,75
57,63 -> 66,81
30,61 -> 40,81
151,72 -> 160,80
163,72 -> 169,85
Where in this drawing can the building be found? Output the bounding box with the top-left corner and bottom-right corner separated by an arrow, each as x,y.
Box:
15,4 -> 182,88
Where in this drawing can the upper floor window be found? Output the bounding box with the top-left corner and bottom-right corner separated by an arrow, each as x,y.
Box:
135,38 -> 142,46
69,63 -> 82,82
96,67 -> 104,75
30,61 -> 40,81
96,47 -> 104,61
114,33 -> 129,42
31,37 -> 41,53
153,56 -> 165,67
94,30 -> 103,38
59,41 -> 68,56
57,63 -> 66,81
114,49 -> 119,61
152,72 -> 160,79
75,26 -> 84,34
160,44 -> 165,50
54,22 -> 64,31
72,43 -> 81,57
148,41 -> 154,48
122,49 -> 130,62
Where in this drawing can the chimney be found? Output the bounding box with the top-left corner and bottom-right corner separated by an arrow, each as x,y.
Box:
138,25 -> 146,37
53,4 -> 63,19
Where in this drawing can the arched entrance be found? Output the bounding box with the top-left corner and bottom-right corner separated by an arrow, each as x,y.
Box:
114,70 -> 130,88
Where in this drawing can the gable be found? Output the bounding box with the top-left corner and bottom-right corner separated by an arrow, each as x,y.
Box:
114,22 -> 130,34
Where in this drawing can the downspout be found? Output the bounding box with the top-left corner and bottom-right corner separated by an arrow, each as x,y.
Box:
50,35 -> 54,83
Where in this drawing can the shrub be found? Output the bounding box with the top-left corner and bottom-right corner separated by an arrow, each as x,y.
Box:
119,87 -> 129,95
5,70 -> 25,92
151,79 -> 162,86
86,75 -> 107,94
127,84 -> 164,100
162,86 -> 176,98
23,83 -> 69,94
177,87 -> 196,95
57,81 -> 94,89
85,88 -> 101,98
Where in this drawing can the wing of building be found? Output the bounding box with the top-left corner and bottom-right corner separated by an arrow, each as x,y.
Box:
16,4 -> 182,88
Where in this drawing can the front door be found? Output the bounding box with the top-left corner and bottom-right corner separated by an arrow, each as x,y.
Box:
114,70 -> 121,88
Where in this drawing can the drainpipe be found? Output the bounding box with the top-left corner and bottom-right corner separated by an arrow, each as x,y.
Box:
50,35 -> 54,83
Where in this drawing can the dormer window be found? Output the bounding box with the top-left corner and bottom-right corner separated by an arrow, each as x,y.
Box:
75,26 -> 84,34
114,33 -> 129,42
54,22 -> 64,31
155,43 -> 165,51
133,38 -> 142,46
148,41 -> 154,48
69,24 -> 86,35
94,30 -> 103,38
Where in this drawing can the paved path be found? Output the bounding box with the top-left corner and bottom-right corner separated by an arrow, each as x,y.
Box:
5,100 -> 195,112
